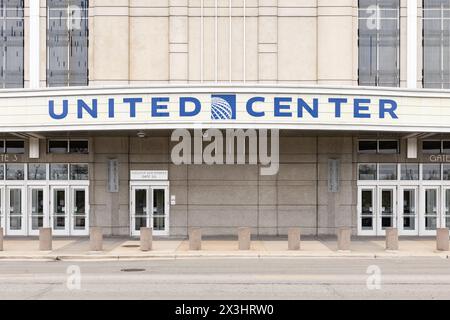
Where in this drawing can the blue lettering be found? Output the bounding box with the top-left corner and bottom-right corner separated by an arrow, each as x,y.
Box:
48,100 -> 68,120
108,98 -> 115,118
77,99 -> 98,119
246,97 -> 265,117
123,97 -> 143,118
298,98 -> 319,118
354,98 -> 371,119
380,99 -> 398,119
152,97 -> 170,117
274,97 -> 292,117
180,97 -> 201,117
328,98 -> 347,118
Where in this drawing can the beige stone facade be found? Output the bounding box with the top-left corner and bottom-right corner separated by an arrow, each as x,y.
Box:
23,0 -> 406,87
3,0 -> 448,238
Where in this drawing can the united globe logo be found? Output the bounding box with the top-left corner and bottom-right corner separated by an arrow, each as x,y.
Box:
211,94 -> 237,120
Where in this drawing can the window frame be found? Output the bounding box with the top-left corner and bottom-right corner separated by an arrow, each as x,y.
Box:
421,139 -> 450,154
358,0 -> 401,87
0,0 -> 25,89
358,163 -> 378,181
46,0 -> 89,87
4,140 -> 25,154
357,139 -> 400,154
377,139 -> 400,154
48,139 -> 89,154
47,139 -> 69,154
69,163 -> 89,181
422,0 -> 450,89
378,163 -> 398,180
69,139 -> 89,154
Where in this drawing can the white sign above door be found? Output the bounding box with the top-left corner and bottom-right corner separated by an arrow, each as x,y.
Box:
130,170 -> 168,181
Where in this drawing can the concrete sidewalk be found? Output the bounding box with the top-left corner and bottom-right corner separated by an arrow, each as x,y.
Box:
0,237 -> 449,261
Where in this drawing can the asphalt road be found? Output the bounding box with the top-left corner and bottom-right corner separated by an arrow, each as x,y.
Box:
1,257 -> 450,300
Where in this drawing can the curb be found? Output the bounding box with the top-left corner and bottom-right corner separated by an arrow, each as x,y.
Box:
0,252 -> 448,261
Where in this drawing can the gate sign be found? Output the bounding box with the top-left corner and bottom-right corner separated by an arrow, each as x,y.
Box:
1,85 -> 450,133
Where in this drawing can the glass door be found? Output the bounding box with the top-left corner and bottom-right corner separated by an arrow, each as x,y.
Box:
28,187 -> 47,236
70,187 -> 89,236
6,187 -> 26,235
152,187 -> 169,236
377,187 -> 396,235
0,187 -> 4,235
131,187 -> 150,237
399,187 -> 418,236
420,187 -> 440,236
50,186 -> 69,236
358,187 -> 376,235
443,188 -> 450,230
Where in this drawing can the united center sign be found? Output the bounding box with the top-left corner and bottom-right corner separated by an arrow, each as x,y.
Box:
0,85 -> 449,133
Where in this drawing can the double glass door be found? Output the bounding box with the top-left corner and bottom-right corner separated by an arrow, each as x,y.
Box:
0,185 -> 88,236
131,186 -> 169,236
359,185 -> 450,236
419,186 -> 450,236
359,186 -> 396,236
50,186 -> 89,236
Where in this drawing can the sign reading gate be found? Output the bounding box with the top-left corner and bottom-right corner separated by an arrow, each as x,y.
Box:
130,170 -> 168,181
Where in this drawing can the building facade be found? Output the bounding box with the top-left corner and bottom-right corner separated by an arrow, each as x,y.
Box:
0,0 -> 450,238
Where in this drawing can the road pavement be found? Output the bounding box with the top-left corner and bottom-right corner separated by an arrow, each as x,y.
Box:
1,257 -> 450,300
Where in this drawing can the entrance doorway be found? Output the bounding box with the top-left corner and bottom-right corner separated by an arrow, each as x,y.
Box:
28,186 -> 47,236
357,186 -> 397,236
398,187 -> 418,235
130,184 -> 169,237
0,162 -> 90,236
6,187 -> 25,236
358,185 -> 450,236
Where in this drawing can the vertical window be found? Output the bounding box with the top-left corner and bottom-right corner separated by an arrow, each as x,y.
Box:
423,0 -> 450,89
0,0 -> 24,88
358,0 -> 400,87
47,0 -> 88,87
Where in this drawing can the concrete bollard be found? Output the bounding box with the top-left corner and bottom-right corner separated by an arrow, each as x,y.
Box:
140,227 -> 152,251
238,227 -> 251,250
0,228 -> 3,251
189,228 -> 202,251
288,228 -> 301,251
436,228 -> 450,251
39,228 -> 52,251
90,227 -> 103,252
386,228 -> 399,251
337,227 -> 351,251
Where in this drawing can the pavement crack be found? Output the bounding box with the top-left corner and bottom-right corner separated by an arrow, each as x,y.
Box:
25,283 -> 59,300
